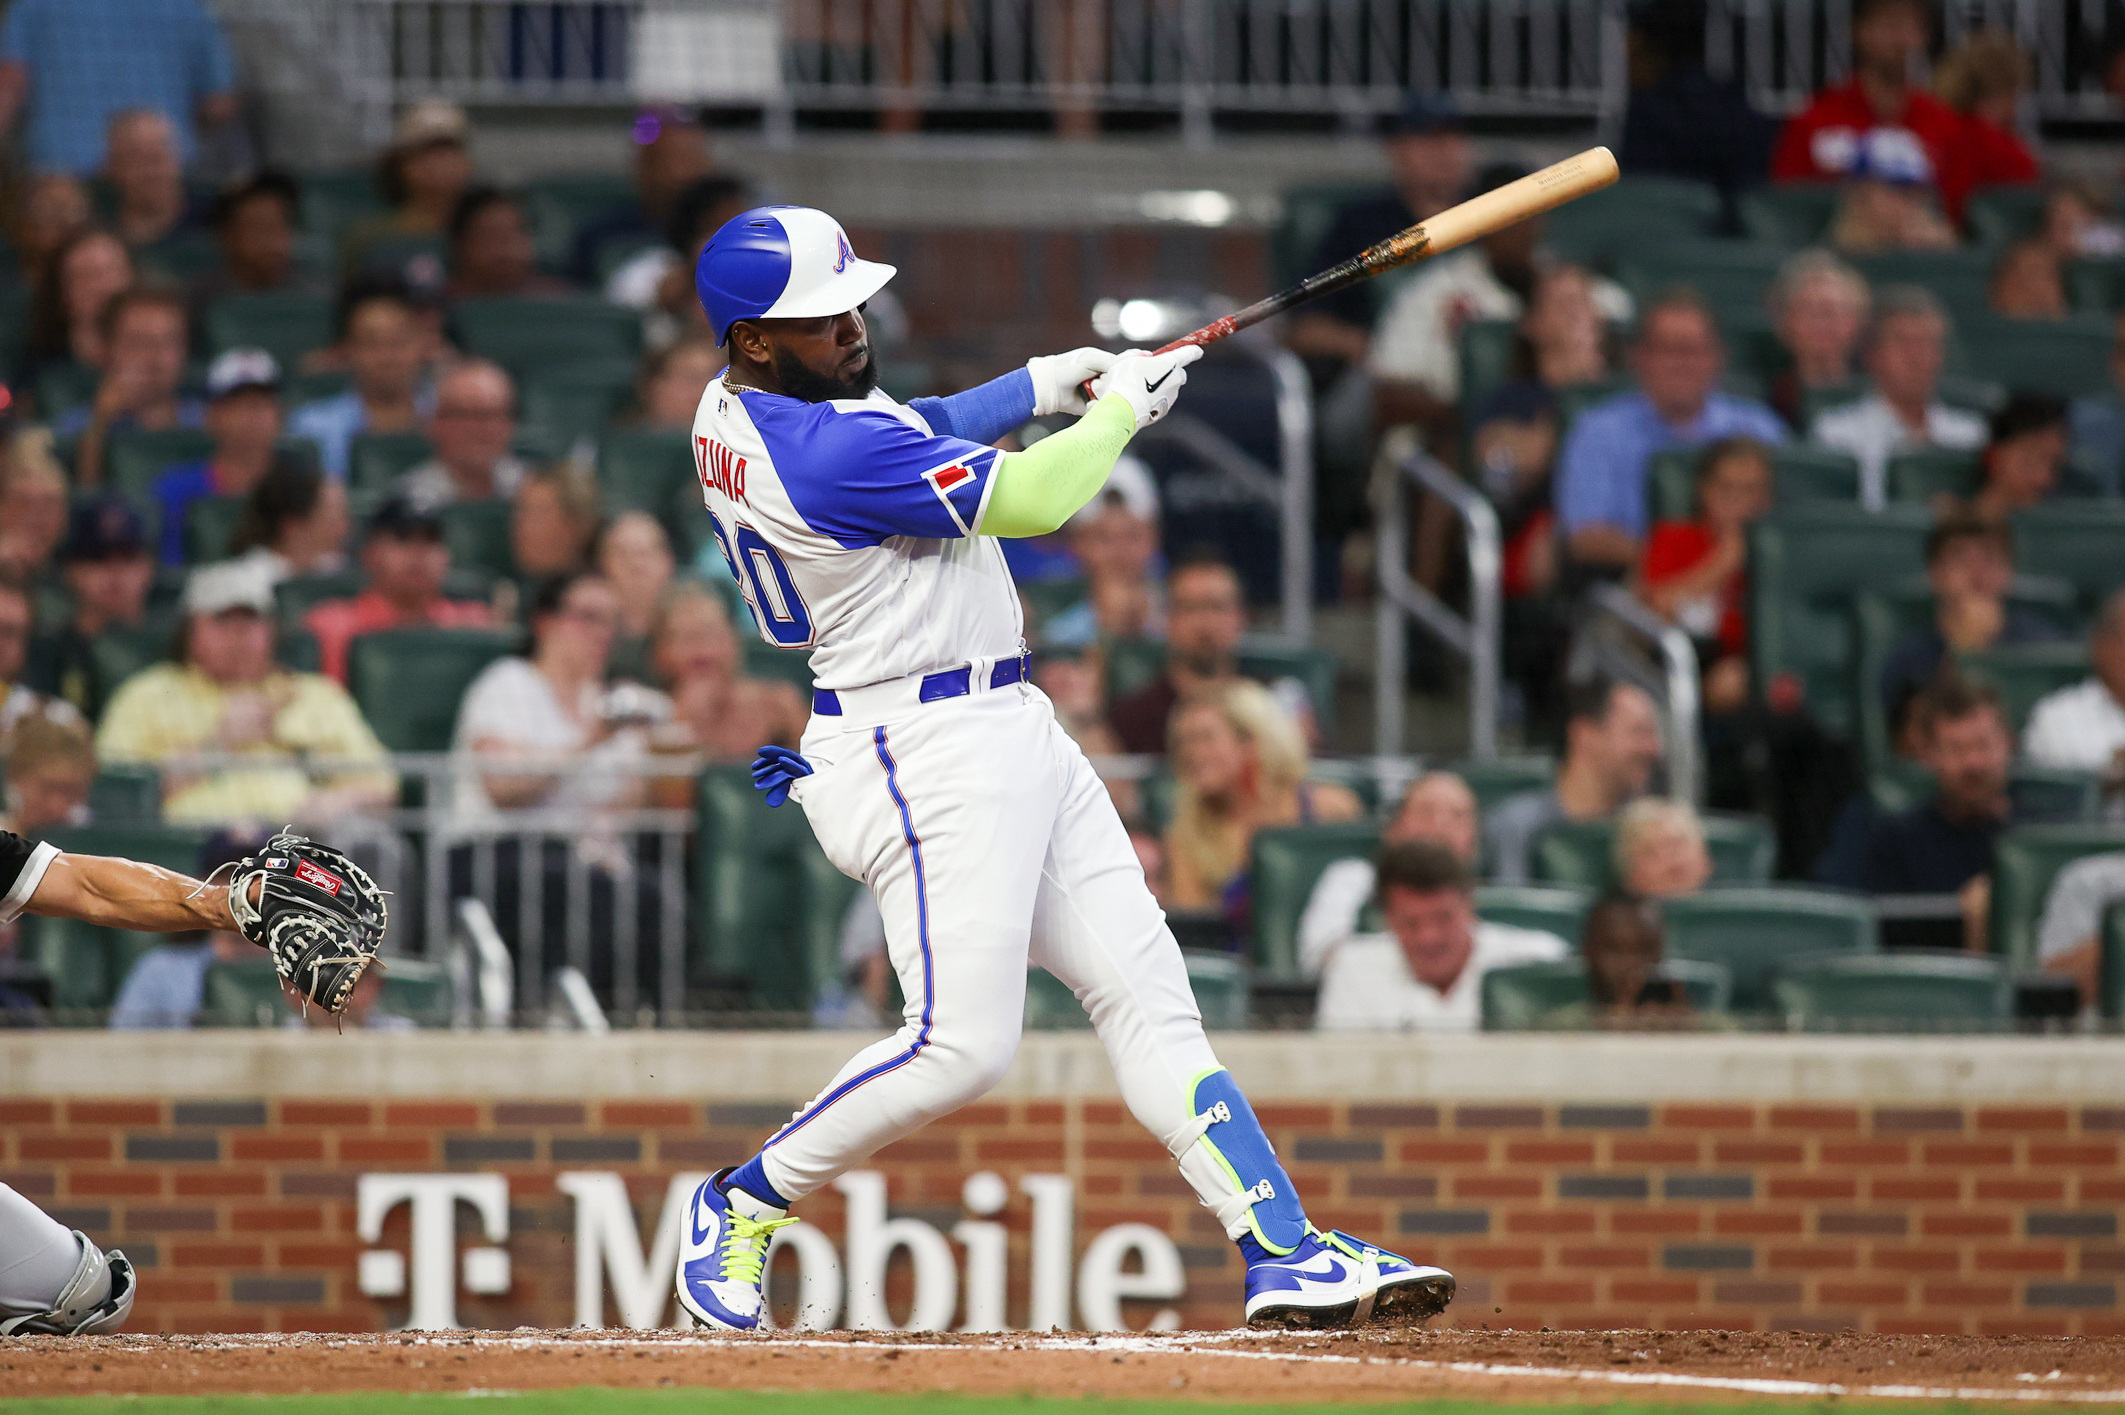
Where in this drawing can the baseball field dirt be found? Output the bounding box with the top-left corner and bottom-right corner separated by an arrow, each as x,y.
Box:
6,1328 -> 2125,1407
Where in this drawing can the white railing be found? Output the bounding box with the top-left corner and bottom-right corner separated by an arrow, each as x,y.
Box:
1374,439 -> 1502,760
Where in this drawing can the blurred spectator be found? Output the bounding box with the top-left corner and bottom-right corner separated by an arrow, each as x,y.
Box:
286,277 -> 433,480
1488,678 -> 1664,885
1772,0 -> 2032,224
103,110 -> 202,262
1,712 -> 93,835
1990,238 -> 2067,321
1315,841 -> 1566,1033
227,457 -> 351,583
108,832 -> 260,1030
1765,250 -> 1870,430
25,226 -> 130,376
2069,308 -> 2125,484
2033,851 -> 2125,1008
193,170 -> 315,305
0,0 -> 237,177
400,360 -> 524,507
1880,513 -> 2058,746
606,174 -> 754,350
60,284 -> 203,486
1967,393 -> 2068,523
1617,0 -> 1776,205
8,172 -> 88,287
152,347 -> 282,565
512,462 -> 600,581
2022,587 -> 2125,776
1107,553 -> 1247,755
24,495 -> 155,721
0,578 -> 85,736
0,428 -> 69,587
596,511 -> 674,679
341,100 -> 472,279
1041,460 -> 1164,648
1825,141 -> 1957,254
2040,178 -> 2125,259
1161,680 -> 1360,914
649,581 -> 804,766
96,560 -> 392,825
1553,291 -> 1784,573
1636,437 -> 1774,715
1810,285 -> 1984,508
1542,892 -> 1713,1031
574,109 -> 714,283
1612,798 -> 1713,899
1856,677 -> 2013,930
305,498 -> 494,684
1283,94 -> 1471,373
1297,770 -> 1480,978
445,187 -> 566,301
1933,27 -> 2042,191
631,337 -> 722,431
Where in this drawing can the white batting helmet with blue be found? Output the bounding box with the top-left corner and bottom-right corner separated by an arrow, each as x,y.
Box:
694,205 -> 898,345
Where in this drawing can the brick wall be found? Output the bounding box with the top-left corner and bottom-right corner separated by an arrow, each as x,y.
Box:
5,1095 -> 2121,1336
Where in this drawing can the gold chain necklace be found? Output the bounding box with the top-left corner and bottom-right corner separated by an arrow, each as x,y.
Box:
721,376 -> 768,396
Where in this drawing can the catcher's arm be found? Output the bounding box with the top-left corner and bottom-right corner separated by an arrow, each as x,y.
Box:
26,853 -> 247,934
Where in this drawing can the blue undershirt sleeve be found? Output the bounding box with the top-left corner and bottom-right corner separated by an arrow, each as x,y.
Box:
909,368 -> 1036,446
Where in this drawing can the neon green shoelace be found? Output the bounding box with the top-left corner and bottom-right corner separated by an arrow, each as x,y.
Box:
719,1213 -> 796,1285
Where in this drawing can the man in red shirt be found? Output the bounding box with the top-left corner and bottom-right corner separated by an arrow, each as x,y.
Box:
304,497 -> 493,684
1771,0 -> 2035,223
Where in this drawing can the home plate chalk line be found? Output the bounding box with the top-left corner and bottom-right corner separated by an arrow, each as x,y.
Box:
156,1329 -> 2125,1405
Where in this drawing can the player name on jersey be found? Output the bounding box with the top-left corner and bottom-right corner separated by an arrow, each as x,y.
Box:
695,435 -> 748,506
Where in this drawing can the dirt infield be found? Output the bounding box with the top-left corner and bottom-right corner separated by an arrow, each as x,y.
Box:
8,1328 -> 2125,1405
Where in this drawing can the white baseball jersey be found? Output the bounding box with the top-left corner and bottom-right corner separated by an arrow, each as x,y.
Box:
689,376 -> 1025,690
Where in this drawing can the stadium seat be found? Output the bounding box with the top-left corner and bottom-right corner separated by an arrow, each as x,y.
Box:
438,500 -> 515,580
1661,886 -> 1877,1012
1456,319 -> 1519,418
198,954 -> 455,1028
298,169 -> 384,247
203,293 -> 334,369
89,625 -> 169,705
1852,250 -> 1994,327
2009,505 -> 2125,615
0,285 -> 31,380
2065,256 -> 2125,315
38,363 -> 97,419
24,824 -> 211,1012
1964,185 -> 2048,248
1452,756 -> 1556,813
1529,812 -> 1775,890
1023,966 -> 1088,1029
1479,957 -> 1732,1030
183,496 -> 243,563
1738,183 -> 1839,247
1249,821 -> 1381,976
519,360 -> 638,445
1957,315 -> 2116,400
1239,637 -> 1339,724
522,173 -> 635,271
274,570 -> 367,626
1749,505 -> 1932,739
350,431 -> 435,494
1543,175 -> 1718,267
1958,641 -> 2092,733
1885,447 -> 1979,503
695,763 -> 859,1011
1988,824 -> 2125,969
1271,180 -> 1386,289
1769,951 -> 2010,1032
1618,242 -> 1786,332
2008,767 -> 2104,823
1025,950 -> 1248,1031
599,428 -> 696,519
345,231 -> 445,283
345,626 -> 520,752
1475,884 -> 1592,944
1646,444 -> 1861,522
106,427 -> 215,501
88,766 -> 161,823
453,297 -> 644,379
1102,637 -> 1167,703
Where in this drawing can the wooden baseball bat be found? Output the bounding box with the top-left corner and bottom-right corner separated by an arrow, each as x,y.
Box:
1113,145 -> 1622,369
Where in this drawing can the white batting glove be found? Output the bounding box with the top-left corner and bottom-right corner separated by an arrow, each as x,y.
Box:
1025,346 -> 1118,417
1089,345 -> 1202,430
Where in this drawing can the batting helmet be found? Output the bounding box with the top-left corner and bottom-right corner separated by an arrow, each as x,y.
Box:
695,206 -> 897,345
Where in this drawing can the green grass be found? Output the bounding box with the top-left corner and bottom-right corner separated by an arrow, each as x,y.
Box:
0,1395 -> 1924,1415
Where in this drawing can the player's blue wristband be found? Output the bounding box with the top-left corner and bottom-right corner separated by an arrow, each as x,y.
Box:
910,369 -> 1036,446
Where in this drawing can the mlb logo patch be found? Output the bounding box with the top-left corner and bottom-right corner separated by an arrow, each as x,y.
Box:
296,859 -> 343,896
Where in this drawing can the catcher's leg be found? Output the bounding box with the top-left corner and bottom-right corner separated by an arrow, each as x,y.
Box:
0,1184 -> 135,1336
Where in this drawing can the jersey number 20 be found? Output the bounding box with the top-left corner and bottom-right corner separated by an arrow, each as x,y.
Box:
707,512 -> 815,648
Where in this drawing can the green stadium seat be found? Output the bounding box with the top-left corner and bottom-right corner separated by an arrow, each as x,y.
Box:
1646,443 -> 1861,522
2009,505 -> 2125,615
1963,185 -> 2049,248
1662,886 -> 1878,1012
522,173 -> 635,270
1543,175 -> 1718,268
1617,242 -> 1786,332
1989,824 -> 2125,969
24,824 -> 211,1013
438,500 -> 515,579
1102,636 -> 1166,703
1480,957 -> 1732,1030
274,570 -> 367,627
345,626 -> 519,752
695,763 -> 859,1011
2102,900 -> 2125,1021
1239,638 -> 1339,724
1853,250 -> 1994,327
1885,447 -> 1980,503
1475,884 -> 1593,944
107,427 -> 216,501
1023,966 -> 1088,1029
0,285 -> 32,380
2065,256 -> 2125,314
88,766 -> 161,823
1456,319 -> 1520,419
454,297 -> 643,379
345,230 -> 445,282
1249,821 -> 1381,976
1272,181 -> 1387,289
277,627 -> 321,674
1957,315 -> 2116,400
1738,184 -> 1839,247
202,293 -> 335,369
349,430 -> 434,494
2008,767 -> 2104,823
1959,641 -> 2093,734
1024,957 -> 1250,1030
1749,505 -> 1933,739
1451,756 -> 1556,813
183,496 -> 243,563
1020,576 -> 1086,627
1769,951 -> 2010,1032
38,363 -> 98,419
1529,812 -> 1776,891
599,428 -> 695,518
297,169 -> 384,245
89,625 -> 170,705
284,369 -> 352,406
520,360 -> 638,444
197,954 -> 454,1028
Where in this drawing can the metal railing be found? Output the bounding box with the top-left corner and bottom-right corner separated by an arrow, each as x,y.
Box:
1373,439 -> 1501,760
1586,582 -> 1702,806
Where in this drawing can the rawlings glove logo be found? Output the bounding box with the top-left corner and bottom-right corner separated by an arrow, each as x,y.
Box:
296,859 -> 344,895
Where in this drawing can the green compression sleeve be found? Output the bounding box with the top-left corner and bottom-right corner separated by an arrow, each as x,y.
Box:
977,395 -> 1136,539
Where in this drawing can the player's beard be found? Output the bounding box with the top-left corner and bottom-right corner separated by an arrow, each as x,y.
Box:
771,343 -> 879,403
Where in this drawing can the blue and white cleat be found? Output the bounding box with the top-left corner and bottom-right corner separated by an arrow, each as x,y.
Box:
1242,1229 -> 1377,1329
675,1169 -> 795,1330
1321,1229 -> 1456,1326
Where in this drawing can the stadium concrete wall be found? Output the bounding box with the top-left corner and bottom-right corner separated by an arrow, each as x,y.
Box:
3,1032 -> 2122,1337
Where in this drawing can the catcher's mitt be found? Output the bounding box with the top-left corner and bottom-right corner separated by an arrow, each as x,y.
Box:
226,830 -> 389,1014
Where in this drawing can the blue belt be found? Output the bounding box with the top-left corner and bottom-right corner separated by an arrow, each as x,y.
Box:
812,655 -> 1028,717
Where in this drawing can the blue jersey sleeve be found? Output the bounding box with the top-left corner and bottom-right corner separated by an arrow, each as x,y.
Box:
749,398 -> 1004,548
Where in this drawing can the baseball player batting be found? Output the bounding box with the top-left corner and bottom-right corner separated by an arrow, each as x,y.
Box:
0,826 -> 384,1336
675,206 -> 1454,1332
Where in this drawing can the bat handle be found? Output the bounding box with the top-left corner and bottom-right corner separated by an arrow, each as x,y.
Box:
1076,316 -> 1240,402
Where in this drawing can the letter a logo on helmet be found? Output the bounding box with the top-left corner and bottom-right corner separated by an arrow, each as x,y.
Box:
695,206 -> 898,345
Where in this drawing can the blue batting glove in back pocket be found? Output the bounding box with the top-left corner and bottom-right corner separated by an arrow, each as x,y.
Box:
750,745 -> 814,807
